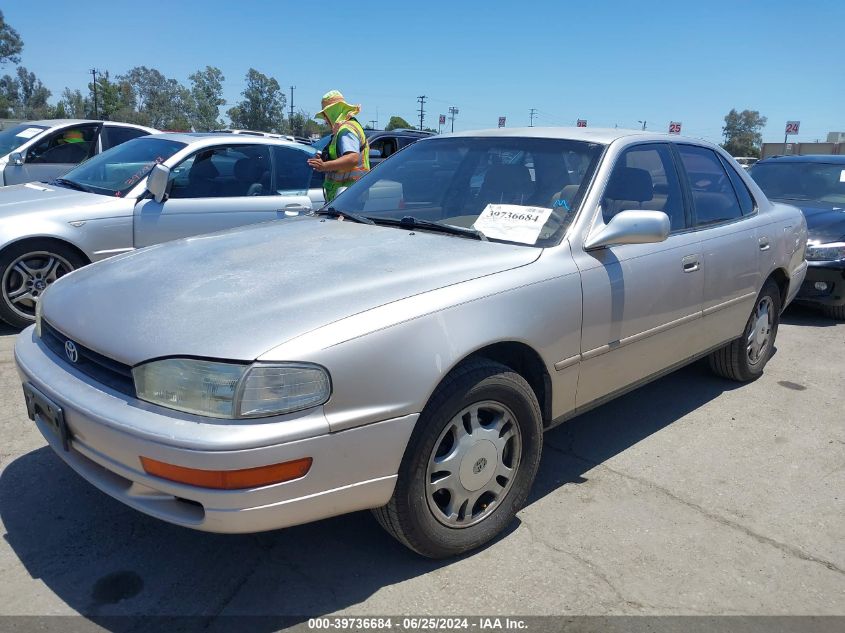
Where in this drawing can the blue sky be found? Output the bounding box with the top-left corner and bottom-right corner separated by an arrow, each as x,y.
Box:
5,0 -> 843,143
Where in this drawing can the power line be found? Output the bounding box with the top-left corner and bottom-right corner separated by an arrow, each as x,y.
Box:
529,108 -> 537,127
448,106 -> 459,132
417,95 -> 427,131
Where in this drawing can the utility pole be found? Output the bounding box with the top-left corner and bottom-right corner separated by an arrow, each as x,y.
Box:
369,120 -> 378,130
529,108 -> 537,127
638,120 -> 647,130
448,106 -> 459,132
289,86 -> 296,134
417,95 -> 427,131
90,68 -> 99,119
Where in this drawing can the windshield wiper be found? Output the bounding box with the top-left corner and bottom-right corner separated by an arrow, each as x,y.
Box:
51,177 -> 89,193
315,206 -> 375,224
372,216 -> 488,241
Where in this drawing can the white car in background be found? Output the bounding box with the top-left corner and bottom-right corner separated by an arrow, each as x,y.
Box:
0,119 -> 157,186
733,156 -> 759,170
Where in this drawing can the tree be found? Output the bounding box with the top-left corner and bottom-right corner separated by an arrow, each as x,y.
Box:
0,11 -> 23,66
188,65 -> 225,131
118,66 -> 193,130
0,66 -> 52,119
385,115 -> 412,131
722,109 -> 767,157
59,87 -> 89,118
226,68 -> 286,133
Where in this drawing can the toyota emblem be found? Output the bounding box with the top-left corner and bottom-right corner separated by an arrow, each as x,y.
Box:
64,340 -> 79,363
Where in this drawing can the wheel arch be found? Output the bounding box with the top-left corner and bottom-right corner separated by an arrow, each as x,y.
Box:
766,267 -> 790,311
0,235 -> 92,267
439,341 -> 553,428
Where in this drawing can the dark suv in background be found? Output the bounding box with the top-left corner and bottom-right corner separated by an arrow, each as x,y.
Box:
313,128 -> 434,167
750,155 -> 845,319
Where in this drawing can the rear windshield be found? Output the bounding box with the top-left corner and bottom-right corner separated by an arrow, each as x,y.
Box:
0,123 -> 48,156
750,162 -> 845,204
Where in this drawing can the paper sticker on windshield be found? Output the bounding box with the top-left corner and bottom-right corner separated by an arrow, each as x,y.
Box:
15,127 -> 43,139
473,204 -> 553,244
840,169 -> 845,183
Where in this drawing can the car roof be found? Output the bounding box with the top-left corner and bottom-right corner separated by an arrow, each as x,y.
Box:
148,132 -> 315,149
23,119 -> 155,131
426,126 -> 711,146
757,154 -> 845,164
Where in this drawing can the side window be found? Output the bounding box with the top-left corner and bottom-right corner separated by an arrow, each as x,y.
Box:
602,144 -> 687,231
168,144 -> 272,199
370,137 -> 398,158
677,145 -> 743,226
101,126 -> 150,151
271,146 -> 313,193
26,125 -> 99,164
718,154 -> 756,215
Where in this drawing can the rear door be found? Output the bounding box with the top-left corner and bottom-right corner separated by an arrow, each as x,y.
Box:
133,142 -> 312,247
4,123 -> 101,185
100,125 -> 151,153
675,144 -> 763,348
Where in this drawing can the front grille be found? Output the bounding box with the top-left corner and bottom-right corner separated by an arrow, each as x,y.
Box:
41,321 -> 136,397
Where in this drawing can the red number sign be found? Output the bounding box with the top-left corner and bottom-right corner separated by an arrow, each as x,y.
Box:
669,122 -> 682,134
785,121 -> 800,135
576,119 -> 587,128
498,117 -> 506,128
439,114 -> 446,125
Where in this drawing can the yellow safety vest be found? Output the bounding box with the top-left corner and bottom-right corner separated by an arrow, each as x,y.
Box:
324,118 -> 370,201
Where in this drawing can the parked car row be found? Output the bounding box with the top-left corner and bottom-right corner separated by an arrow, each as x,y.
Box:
14,125 -> 810,558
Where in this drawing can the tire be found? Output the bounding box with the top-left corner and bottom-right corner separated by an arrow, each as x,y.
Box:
822,304 -> 845,321
373,359 -> 543,558
0,240 -> 87,329
708,279 -> 781,382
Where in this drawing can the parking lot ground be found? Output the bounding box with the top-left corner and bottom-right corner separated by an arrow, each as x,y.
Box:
0,305 -> 842,627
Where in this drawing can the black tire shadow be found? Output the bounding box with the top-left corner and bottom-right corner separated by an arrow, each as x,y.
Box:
781,303 -> 839,327
0,362 -> 743,631
0,322 -> 21,336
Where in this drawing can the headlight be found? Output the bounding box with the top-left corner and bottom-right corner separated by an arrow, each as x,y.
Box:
805,241 -> 845,262
35,298 -> 43,338
133,359 -> 331,419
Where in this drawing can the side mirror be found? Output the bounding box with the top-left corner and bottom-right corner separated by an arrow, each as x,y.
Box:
10,152 -> 23,166
584,210 -> 670,250
369,148 -> 383,159
146,163 -> 170,203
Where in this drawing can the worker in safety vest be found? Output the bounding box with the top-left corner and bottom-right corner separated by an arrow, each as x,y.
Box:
59,130 -> 85,144
307,90 -> 370,202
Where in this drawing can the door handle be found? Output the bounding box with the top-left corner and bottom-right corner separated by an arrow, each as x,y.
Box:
759,237 -> 770,251
278,205 -> 309,217
682,255 -> 700,273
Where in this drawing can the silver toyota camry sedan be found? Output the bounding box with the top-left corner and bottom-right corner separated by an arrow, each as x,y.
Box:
15,128 -> 807,558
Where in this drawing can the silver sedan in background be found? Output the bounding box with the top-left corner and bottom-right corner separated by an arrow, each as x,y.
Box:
0,132 -> 325,327
16,127 -> 806,558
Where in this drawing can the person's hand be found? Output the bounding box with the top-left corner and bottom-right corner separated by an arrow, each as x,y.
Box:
307,156 -> 327,172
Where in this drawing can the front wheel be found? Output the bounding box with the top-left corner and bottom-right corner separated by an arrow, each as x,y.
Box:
708,279 -> 781,382
373,359 -> 543,558
0,240 -> 86,328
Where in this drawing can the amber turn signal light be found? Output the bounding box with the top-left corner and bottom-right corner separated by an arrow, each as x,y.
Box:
140,456 -> 313,490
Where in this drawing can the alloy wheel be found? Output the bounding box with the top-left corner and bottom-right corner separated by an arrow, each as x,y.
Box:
2,251 -> 74,320
747,295 -> 774,365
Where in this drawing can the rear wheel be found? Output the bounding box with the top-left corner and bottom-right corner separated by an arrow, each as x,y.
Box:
0,240 -> 86,328
373,359 -> 543,558
708,279 -> 781,382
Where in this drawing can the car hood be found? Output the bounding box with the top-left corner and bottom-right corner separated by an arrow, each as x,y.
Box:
42,216 -> 541,365
774,198 -> 845,243
0,182 -> 107,218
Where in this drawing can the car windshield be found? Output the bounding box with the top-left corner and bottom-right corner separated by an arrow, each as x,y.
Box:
330,136 -> 604,247
750,162 -> 845,204
61,137 -> 187,197
0,123 -> 48,156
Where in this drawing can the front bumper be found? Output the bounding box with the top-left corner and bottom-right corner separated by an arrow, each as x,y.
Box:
795,261 -> 845,308
15,328 -> 417,533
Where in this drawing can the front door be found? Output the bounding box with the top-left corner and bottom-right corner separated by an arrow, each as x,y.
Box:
4,124 -> 101,185
570,142 -> 705,408
133,143 -> 312,248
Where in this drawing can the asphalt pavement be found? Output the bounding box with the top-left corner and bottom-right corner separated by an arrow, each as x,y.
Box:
0,304 -> 842,630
